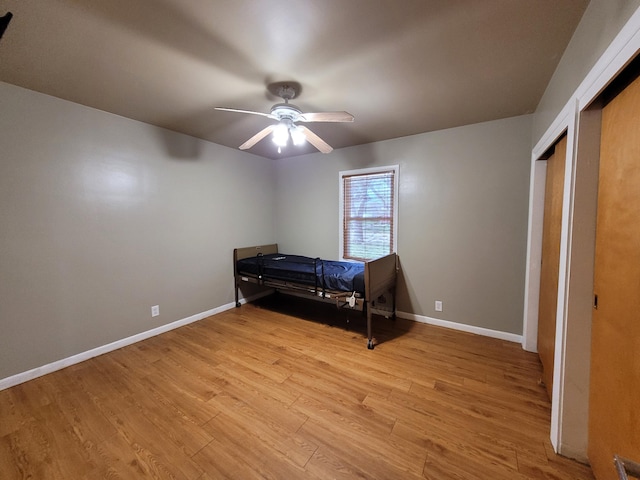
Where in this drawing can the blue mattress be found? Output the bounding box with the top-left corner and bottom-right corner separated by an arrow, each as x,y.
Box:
237,253 -> 365,294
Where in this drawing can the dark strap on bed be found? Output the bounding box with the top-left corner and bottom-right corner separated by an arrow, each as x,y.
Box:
257,252 -> 264,279
314,258 -> 327,298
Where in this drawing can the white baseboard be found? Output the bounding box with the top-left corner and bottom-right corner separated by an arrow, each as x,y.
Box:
1,295 -> 520,391
396,310 -> 523,344
0,291 -> 270,392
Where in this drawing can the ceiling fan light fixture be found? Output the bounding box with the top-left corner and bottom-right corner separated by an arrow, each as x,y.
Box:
291,126 -> 306,146
272,123 -> 289,147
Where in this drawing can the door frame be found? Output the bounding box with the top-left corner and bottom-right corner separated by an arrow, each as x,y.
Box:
522,8 -> 640,462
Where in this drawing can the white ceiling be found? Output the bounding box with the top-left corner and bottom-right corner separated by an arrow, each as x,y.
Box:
0,1 -> 589,159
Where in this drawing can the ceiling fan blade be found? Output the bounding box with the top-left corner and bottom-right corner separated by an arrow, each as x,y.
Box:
298,126 -> 333,153
298,111 -> 354,123
215,107 -> 276,120
239,125 -> 276,150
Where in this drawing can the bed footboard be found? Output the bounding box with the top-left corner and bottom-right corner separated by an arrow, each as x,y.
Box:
364,252 -> 398,349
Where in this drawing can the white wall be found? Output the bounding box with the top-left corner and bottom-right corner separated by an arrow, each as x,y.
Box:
275,115 -> 533,337
0,82 -> 276,381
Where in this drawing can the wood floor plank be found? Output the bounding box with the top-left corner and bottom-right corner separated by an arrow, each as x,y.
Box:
370,394 -> 521,472
290,391 -> 397,440
198,413 -> 319,480
150,356 -> 222,402
211,357 -> 301,408
107,406 -> 204,479
0,387 -> 36,438
279,354 -> 370,404
300,417 -> 426,480
118,385 -> 214,458
206,390 -> 318,468
392,420 -> 523,479
136,372 -> 221,427
0,298 -> 594,479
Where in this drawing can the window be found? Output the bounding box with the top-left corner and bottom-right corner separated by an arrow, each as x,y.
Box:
339,165 -> 398,261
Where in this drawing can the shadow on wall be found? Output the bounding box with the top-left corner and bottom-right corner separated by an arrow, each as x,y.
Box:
394,256 -> 414,315
157,128 -> 203,160
336,140 -> 392,171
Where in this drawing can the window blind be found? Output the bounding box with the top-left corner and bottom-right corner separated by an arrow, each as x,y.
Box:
342,169 -> 395,261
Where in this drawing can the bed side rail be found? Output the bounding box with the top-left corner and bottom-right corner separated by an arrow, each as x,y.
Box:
365,252 -> 398,300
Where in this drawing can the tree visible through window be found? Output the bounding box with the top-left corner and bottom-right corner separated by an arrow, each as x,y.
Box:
340,166 -> 398,261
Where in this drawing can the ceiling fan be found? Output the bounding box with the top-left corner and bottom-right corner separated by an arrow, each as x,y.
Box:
215,83 -> 354,154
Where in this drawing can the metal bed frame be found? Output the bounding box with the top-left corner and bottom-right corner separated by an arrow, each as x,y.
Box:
234,244 -> 398,349
615,455 -> 640,480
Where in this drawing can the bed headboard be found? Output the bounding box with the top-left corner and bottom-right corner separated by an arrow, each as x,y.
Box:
233,244 -> 279,275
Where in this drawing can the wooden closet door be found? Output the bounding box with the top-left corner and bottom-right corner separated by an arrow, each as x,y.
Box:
537,135 -> 567,400
588,73 -> 640,480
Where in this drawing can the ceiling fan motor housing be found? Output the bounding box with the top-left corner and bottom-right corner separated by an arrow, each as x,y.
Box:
270,103 -> 302,122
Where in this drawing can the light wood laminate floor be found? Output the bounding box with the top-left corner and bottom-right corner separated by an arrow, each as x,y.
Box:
0,295 -> 594,479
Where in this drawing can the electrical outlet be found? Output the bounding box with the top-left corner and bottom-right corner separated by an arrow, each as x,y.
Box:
435,300 -> 443,312
151,305 -> 159,317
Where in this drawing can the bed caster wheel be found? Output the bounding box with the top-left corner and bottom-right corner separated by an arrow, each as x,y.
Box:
367,339 -> 374,350
236,302 -> 241,308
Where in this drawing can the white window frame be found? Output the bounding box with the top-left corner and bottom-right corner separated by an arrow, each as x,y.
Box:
339,165 -> 399,261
